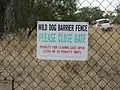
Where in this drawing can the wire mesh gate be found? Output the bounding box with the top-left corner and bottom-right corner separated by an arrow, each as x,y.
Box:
0,0 -> 120,90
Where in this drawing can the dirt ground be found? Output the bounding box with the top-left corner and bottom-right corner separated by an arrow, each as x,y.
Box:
0,25 -> 120,90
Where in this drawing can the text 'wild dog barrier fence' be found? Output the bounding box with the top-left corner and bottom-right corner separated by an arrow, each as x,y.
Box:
0,0 -> 120,90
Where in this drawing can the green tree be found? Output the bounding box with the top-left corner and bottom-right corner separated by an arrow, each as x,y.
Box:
115,4 -> 120,24
13,0 -> 78,37
0,0 -> 16,36
0,1 -> 5,36
0,0 -> 78,37
77,7 -> 104,24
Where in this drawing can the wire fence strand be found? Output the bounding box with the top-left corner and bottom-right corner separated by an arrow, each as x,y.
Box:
0,0 -> 120,90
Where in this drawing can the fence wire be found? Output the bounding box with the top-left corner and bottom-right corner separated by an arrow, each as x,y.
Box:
0,0 -> 120,90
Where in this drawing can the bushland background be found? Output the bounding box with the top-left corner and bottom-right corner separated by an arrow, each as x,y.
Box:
0,0 -> 120,90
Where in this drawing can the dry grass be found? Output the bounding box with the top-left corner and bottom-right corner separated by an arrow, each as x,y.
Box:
0,25 -> 120,90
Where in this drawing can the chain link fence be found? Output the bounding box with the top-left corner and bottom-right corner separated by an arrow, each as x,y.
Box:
0,0 -> 120,90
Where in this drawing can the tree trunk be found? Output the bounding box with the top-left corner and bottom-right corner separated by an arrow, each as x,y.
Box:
0,1 -> 5,37
4,0 -> 15,34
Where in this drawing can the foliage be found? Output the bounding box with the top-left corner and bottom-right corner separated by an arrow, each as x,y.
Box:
1,0 -> 114,37
6,0 -> 77,36
13,0 -> 77,29
0,1 -> 5,36
76,7 -> 104,24
115,4 -> 120,24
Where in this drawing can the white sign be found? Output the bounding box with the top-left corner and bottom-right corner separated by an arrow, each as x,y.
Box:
37,21 -> 88,60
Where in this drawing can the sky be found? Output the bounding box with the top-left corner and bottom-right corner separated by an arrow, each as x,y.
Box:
78,0 -> 120,11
